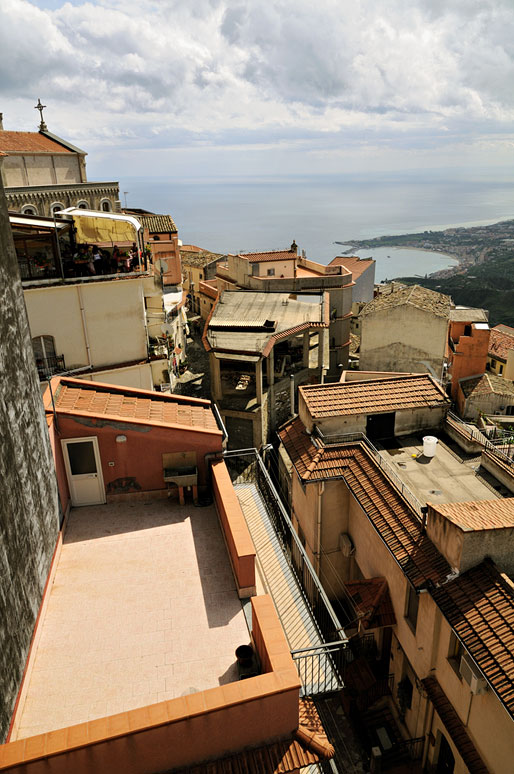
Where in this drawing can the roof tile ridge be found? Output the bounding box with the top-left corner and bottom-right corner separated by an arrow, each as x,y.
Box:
295,724 -> 335,759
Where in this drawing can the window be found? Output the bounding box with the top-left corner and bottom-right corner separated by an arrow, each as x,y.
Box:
405,585 -> 419,631
464,324 -> 472,336
499,364 -> 504,375
267,268 -> 275,276
251,263 -> 259,276
76,200 -> 89,209
447,632 -> 464,677
398,675 -> 413,711
50,202 -> 65,216
21,204 -> 38,215
100,199 -> 112,212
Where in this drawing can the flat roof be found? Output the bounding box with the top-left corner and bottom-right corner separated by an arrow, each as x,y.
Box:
205,291 -> 327,355
11,500 -> 250,739
450,307 -> 489,323
300,374 -> 449,418
50,378 -> 220,435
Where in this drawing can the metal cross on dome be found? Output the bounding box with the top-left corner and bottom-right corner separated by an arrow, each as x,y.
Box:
34,98 -> 48,131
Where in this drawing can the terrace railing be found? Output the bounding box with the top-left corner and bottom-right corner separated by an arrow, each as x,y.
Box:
448,411 -> 514,464
224,448 -> 351,694
314,428 -> 425,516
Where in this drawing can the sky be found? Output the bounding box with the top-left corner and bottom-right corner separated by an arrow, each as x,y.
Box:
1,0 -> 514,179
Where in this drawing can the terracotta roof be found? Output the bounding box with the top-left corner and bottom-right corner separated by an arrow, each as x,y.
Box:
422,678 -> 489,774
178,699 -> 333,773
181,249 -> 223,267
460,372 -> 514,398
279,418 -> 451,588
488,326 -> 514,361
0,131 -> 73,153
136,213 -> 177,234
329,255 -> 375,280
432,559 -> 514,719
344,578 -> 396,629
428,499 -> 514,532
241,249 -> 297,264
300,374 -> 449,418
51,377 -> 220,434
361,284 -> 451,318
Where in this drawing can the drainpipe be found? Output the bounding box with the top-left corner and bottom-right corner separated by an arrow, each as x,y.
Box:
290,374 -> 295,416
316,481 -> 325,576
76,285 -> 92,367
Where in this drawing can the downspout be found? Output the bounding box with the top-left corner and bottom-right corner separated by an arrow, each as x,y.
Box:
76,285 -> 92,367
316,481 -> 325,576
421,699 -> 435,769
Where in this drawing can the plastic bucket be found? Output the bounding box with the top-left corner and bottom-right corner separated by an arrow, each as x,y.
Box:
423,436 -> 438,458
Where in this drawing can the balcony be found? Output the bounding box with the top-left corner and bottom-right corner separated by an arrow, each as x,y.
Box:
35,354 -> 66,380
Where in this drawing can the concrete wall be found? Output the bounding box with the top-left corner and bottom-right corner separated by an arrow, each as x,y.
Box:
2,154 -> 82,188
426,506 -> 514,576
0,170 -> 60,741
352,264 -> 375,303
460,385 -> 514,420
24,278 -> 149,372
360,305 -> 448,376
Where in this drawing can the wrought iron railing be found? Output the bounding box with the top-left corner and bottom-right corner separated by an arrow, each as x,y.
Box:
35,354 -> 66,380
224,448 -> 350,647
314,428 -> 425,516
447,411 -> 514,464
384,736 -> 424,764
291,642 -> 348,696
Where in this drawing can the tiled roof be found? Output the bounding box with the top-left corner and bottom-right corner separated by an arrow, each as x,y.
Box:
489,326 -> 514,360
0,131 -> 73,153
52,378 -> 219,433
460,372 -> 514,398
300,374 -> 449,418
181,249 -> 223,267
181,699 -> 333,774
136,213 -> 177,234
428,499 -> 514,531
422,678 -> 489,774
329,255 -> 375,280
279,418 -> 451,588
344,578 -> 396,629
360,284 -> 451,318
241,249 -> 297,264
432,559 -> 514,719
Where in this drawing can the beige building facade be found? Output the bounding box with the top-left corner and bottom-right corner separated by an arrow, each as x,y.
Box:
359,285 -> 451,378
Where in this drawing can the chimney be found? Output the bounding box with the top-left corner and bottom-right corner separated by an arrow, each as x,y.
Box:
0,113 -> 4,131
290,239 -> 298,254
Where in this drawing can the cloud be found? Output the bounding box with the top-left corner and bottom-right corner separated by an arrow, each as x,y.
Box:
1,0 -> 514,173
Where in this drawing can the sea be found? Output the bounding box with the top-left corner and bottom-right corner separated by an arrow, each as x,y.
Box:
119,170 -> 514,283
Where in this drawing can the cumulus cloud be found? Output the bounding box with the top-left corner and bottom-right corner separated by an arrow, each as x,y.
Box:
1,0 -> 514,171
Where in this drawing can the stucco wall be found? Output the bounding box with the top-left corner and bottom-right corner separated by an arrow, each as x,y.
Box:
24,278 -> 148,371
2,154 -> 82,188
360,305 -> 448,375
55,413 -> 223,496
0,171 -> 60,741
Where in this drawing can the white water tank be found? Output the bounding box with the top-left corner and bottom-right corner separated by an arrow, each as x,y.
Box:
423,436 -> 438,458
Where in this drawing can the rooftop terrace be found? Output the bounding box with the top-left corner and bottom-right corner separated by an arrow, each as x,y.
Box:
11,498 -> 250,740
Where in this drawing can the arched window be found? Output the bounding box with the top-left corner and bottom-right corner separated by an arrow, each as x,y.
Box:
100,199 -> 112,212
51,202 -> 65,216
31,335 -> 63,378
77,200 -> 89,209
21,204 -> 38,215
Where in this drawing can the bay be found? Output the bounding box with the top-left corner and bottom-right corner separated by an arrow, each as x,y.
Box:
120,171 -> 514,279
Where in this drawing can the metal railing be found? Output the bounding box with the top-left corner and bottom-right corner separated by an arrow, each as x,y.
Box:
291,642 -> 347,696
384,736 -> 424,764
224,448 -> 349,646
35,354 -> 66,380
314,428 -> 425,516
447,411 -> 514,465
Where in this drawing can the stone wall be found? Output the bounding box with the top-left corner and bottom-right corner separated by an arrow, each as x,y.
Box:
5,181 -> 119,216
0,166 -> 59,741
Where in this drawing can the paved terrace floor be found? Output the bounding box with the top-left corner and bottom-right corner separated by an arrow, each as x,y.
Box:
12,499 -> 250,740
379,433 -> 503,505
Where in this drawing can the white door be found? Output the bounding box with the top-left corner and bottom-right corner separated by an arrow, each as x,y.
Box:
62,437 -> 106,506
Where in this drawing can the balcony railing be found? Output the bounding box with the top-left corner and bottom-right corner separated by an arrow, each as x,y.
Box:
314,428 -> 425,516
35,354 -> 66,380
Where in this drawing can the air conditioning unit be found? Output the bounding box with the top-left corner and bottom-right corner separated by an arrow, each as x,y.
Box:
339,533 -> 354,557
459,653 -> 487,695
